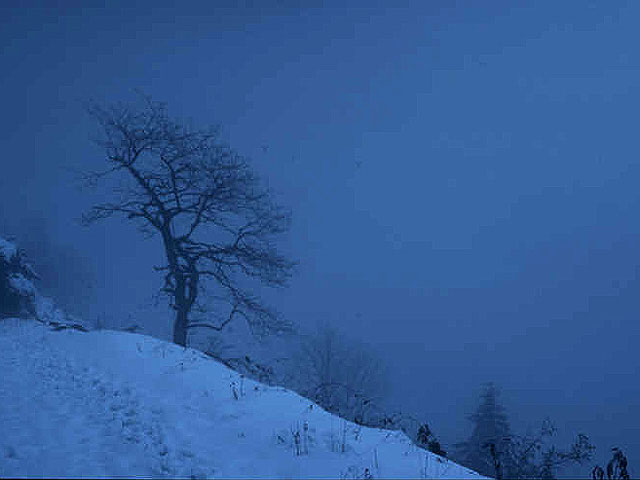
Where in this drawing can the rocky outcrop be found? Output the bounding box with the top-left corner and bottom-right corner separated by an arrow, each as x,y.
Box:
0,237 -> 38,319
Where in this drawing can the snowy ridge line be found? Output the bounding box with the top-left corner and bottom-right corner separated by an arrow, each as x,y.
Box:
0,319 -> 486,479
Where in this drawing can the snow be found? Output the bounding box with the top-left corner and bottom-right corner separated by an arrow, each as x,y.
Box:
8,273 -> 36,296
34,295 -> 74,326
0,237 -> 17,261
0,319 -> 487,479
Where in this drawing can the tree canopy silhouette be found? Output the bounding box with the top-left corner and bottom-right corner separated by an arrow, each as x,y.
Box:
82,95 -> 295,346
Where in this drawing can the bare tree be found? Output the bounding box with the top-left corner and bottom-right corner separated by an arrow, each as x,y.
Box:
288,322 -> 387,424
593,447 -> 631,480
456,383 -> 595,479
82,95 -> 295,346
505,418 -> 594,479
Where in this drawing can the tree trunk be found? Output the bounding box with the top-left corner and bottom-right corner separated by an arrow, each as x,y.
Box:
172,276 -> 189,347
173,306 -> 188,347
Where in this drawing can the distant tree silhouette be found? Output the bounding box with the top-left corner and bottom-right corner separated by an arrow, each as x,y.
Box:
287,323 -> 387,425
455,383 -> 594,479
506,417 -> 594,479
455,382 -> 513,478
593,447 -> 630,480
82,94 -> 295,346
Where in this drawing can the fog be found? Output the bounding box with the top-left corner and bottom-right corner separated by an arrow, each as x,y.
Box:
1,2 -> 638,477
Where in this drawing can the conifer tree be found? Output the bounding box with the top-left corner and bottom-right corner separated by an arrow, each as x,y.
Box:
455,382 -> 513,478
456,383 -> 594,479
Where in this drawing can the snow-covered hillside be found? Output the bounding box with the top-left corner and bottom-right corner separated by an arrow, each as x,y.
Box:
0,318 -> 486,479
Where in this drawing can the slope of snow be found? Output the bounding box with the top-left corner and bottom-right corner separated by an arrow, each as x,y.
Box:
0,319 -> 486,479
7,273 -> 37,296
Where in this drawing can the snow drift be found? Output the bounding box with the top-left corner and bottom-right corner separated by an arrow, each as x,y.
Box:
0,318 -> 486,479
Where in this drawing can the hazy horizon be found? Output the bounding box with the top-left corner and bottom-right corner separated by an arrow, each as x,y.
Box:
2,2 -> 638,477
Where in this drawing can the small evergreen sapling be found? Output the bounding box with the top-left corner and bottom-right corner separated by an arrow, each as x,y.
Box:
416,423 -> 447,457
